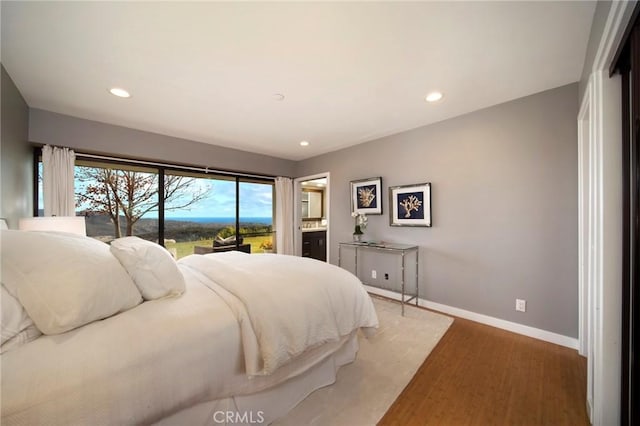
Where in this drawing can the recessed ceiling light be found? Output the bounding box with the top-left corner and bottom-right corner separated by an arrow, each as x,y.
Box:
109,87 -> 131,98
273,93 -> 285,101
300,141 -> 309,147
425,92 -> 443,103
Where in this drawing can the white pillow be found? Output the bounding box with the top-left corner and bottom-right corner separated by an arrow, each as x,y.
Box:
110,236 -> 185,300
1,283 -> 41,351
0,230 -> 142,335
1,324 -> 41,354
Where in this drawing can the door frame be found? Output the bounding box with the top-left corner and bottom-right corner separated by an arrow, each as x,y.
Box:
294,172 -> 331,260
578,1 -> 636,423
577,87 -> 594,415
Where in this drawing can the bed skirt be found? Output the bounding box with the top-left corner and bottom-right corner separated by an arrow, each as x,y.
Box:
155,332 -> 359,426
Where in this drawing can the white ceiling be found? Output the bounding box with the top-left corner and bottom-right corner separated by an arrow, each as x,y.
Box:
1,1 -> 596,161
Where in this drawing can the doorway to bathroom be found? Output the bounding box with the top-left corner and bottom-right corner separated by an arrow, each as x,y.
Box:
293,173 -> 330,262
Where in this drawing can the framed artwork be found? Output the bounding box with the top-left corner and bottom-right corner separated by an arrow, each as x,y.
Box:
350,177 -> 383,215
389,182 -> 432,227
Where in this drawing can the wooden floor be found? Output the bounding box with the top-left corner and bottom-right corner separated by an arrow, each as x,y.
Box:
378,314 -> 589,426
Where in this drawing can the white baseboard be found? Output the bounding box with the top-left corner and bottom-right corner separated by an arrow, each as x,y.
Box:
363,285 -> 579,350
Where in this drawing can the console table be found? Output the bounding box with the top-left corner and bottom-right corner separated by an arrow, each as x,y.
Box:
338,241 -> 419,315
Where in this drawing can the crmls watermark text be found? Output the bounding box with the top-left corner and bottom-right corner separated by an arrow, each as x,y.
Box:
213,410 -> 265,424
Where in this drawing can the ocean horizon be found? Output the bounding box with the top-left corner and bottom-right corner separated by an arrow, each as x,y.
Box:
165,216 -> 272,225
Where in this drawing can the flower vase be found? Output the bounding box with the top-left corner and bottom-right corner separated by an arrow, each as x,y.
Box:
353,233 -> 362,242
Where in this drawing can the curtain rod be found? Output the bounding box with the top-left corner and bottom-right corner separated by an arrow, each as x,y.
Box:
75,152 -> 279,181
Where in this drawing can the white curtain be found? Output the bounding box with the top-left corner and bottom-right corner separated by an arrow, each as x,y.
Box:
275,176 -> 295,255
42,145 -> 76,216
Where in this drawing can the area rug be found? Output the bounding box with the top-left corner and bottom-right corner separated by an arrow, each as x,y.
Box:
273,296 -> 454,426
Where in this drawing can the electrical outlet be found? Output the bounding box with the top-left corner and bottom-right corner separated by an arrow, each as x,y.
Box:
371,270 -> 377,279
384,273 -> 389,280
515,299 -> 526,312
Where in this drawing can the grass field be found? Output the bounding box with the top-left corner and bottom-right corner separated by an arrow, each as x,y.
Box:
166,235 -> 273,259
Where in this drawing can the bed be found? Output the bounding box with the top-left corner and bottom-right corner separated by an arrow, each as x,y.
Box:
0,230 -> 378,425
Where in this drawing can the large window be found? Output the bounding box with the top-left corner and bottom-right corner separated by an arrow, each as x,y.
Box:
36,153 -> 274,258
75,160 -> 159,242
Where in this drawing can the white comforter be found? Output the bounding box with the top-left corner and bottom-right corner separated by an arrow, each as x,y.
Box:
179,252 -> 378,375
1,252 -> 377,425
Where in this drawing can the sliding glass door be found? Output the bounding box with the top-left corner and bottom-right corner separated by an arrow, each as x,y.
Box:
162,171 -> 237,258
239,179 -> 274,253
35,153 -> 275,259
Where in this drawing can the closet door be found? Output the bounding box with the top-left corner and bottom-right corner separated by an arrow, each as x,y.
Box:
615,16 -> 640,426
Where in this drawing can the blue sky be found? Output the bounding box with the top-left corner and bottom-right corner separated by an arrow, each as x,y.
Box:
164,179 -> 273,218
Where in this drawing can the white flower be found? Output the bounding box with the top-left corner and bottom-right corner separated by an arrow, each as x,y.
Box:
352,212 -> 367,233
357,213 -> 367,229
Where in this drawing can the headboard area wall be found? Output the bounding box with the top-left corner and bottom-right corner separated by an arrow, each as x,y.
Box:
1,65 -> 32,229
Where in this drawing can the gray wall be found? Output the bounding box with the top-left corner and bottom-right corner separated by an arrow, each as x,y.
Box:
1,65 -> 32,228
297,83 -> 579,338
29,109 -> 296,178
